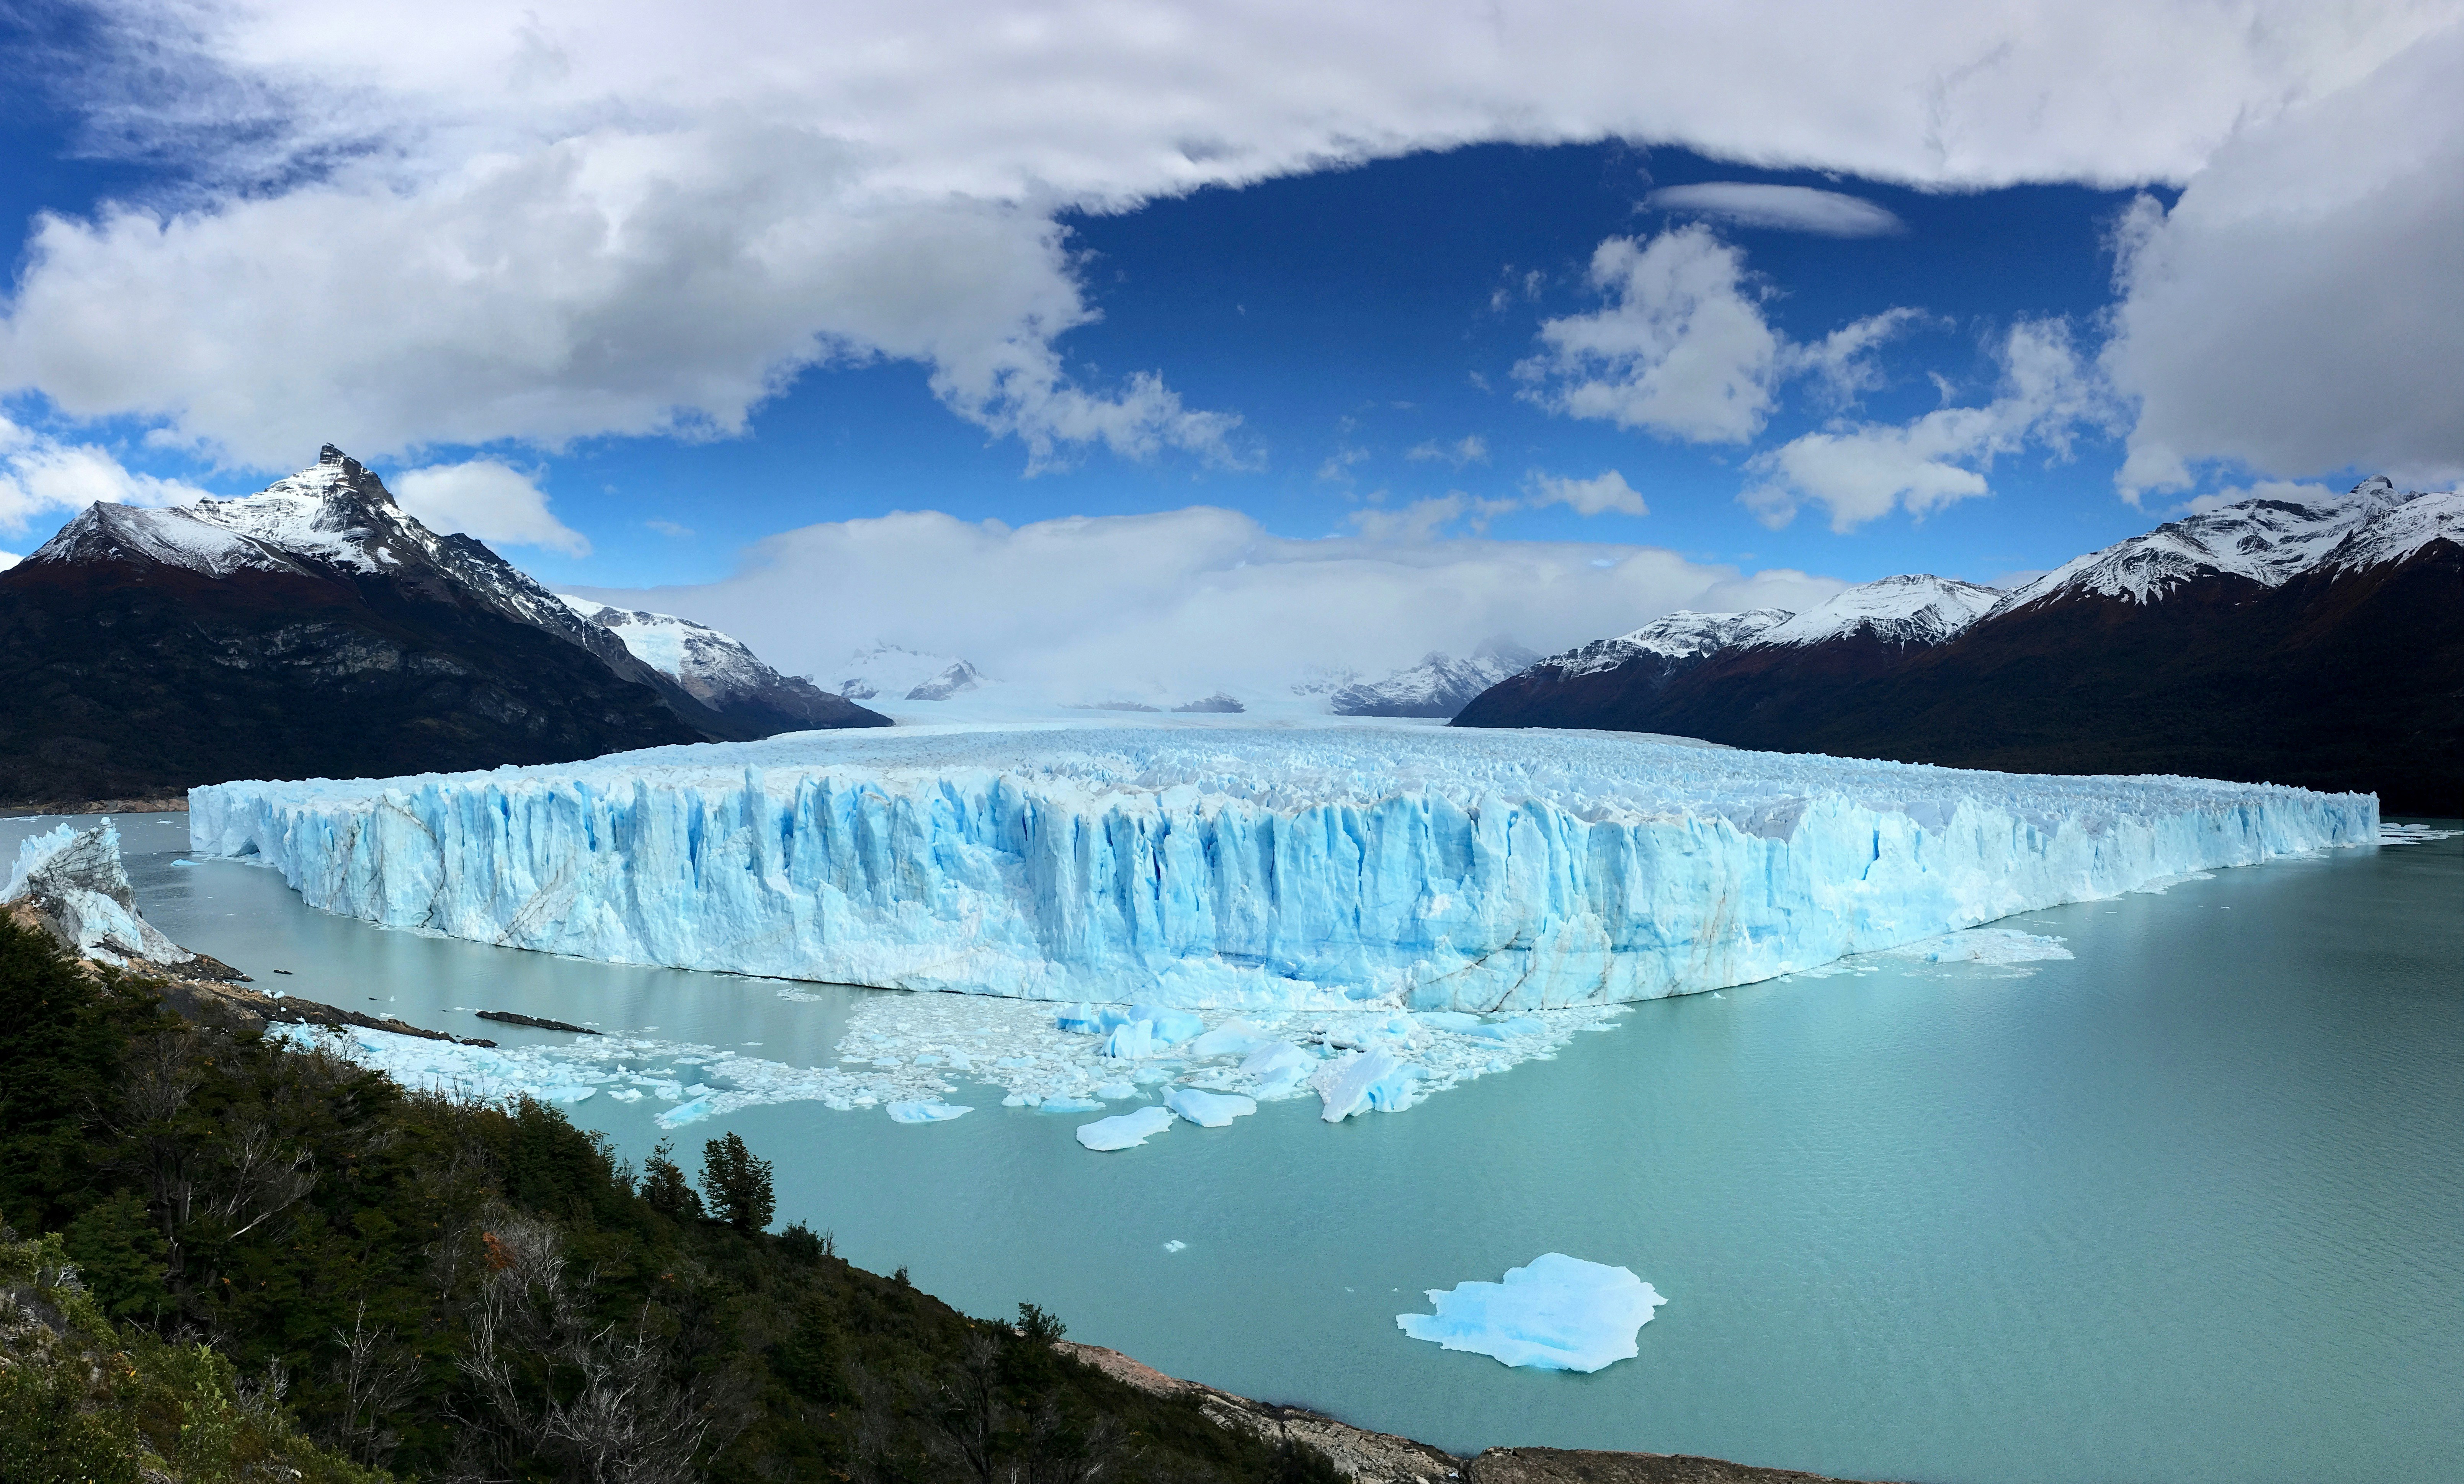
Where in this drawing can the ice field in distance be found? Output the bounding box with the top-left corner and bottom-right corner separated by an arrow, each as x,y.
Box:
190,721 -> 2376,1014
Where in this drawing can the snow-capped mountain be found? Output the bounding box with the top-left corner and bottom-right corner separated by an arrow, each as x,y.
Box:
559,597 -> 863,736
1747,575 -> 2000,648
1330,640 -> 1541,719
1993,476 -> 2447,611
0,445 -> 884,804
832,643 -> 987,703
1455,478 -> 2462,812
1451,611 -> 1790,731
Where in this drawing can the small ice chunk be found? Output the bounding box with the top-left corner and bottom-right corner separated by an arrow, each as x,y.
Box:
607,1088 -> 644,1103
1094,1081 -> 1139,1100
1125,1004 -> 1206,1045
1076,1105 -> 1176,1151
1416,1010 -> 1481,1032
1183,1018 -> 1275,1059
657,1096 -> 717,1128
1055,1003 -> 1108,1033
1037,1096 -> 1105,1113
1315,1049 -> 1405,1122
1165,1087 -> 1257,1128
1103,1021 -> 1160,1059
1163,1239 -> 1188,1254
1396,1254 -> 1666,1372
886,1100 -> 973,1124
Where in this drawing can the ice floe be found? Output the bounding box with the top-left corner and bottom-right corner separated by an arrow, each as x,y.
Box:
1077,1106 -> 1176,1151
1397,1254 -> 1667,1372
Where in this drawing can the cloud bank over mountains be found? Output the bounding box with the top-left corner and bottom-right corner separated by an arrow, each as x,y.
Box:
578,504 -> 1843,703
0,0 -> 2454,500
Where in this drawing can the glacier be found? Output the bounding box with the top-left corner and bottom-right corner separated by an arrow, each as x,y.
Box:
1397,1254 -> 1668,1372
189,723 -> 2372,1013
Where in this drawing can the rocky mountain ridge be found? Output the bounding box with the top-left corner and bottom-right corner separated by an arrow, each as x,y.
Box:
0,445 -> 884,803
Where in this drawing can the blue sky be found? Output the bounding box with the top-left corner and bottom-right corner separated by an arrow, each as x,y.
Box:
0,1 -> 2455,693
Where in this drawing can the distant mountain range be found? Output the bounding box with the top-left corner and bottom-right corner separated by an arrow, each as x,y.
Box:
0,446 -> 884,804
1458,479 -> 2462,813
1329,640 -> 1541,718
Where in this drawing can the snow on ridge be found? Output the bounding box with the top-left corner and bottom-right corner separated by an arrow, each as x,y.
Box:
1747,575 -> 2001,649
2323,487 -> 2464,574
189,724 -> 2373,1015
24,502 -> 305,579
559,595 -> 795,703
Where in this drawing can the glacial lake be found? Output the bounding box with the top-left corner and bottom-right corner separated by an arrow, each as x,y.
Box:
28,812 -> 2464,1484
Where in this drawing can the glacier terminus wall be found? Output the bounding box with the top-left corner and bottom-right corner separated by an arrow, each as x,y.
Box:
187,724 -> 2377,1012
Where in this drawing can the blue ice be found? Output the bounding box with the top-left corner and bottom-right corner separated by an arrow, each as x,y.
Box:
1397,1254 -> 1667,1372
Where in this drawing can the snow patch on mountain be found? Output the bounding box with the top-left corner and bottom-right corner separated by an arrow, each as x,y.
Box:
1331,640 -> 1542,718
1747,575 -> 2001,648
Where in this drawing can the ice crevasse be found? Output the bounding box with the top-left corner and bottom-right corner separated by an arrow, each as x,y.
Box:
187,724 -> 2375,1012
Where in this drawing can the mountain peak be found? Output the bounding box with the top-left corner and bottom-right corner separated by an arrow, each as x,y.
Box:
318,443 -> 348,466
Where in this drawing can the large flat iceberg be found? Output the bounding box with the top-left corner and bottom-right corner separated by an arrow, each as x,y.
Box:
1398,1254 -> 1667,1372
190,723 -> 2372,1012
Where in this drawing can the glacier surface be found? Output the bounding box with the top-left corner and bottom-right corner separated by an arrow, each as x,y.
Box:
1397,1254 -> 1667,1372
189,724 -> 2373,1013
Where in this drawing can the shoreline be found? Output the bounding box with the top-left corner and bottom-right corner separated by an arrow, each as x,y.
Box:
1056,1340 -> 1887,1484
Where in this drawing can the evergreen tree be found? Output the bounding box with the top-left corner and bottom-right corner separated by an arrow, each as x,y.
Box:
702,1131 -> 775,1233
640,1138 -> 703,1219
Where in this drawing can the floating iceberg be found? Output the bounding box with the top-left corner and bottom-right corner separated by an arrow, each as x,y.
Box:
1165,1087 -> 1257,1127
1077,1105 -> 1176,1151
886,1100 -> 972,1124
187,724 -> 2374,1012
1397,1254 -> 1667,1372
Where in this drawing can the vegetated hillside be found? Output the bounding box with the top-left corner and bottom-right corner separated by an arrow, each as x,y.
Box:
0,918 -> 1326,1484
0,447 -> 886,806
1456,486 -> 2463,814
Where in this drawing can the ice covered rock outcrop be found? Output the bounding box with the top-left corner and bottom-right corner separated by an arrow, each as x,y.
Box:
189,724 -> 2374,1012
1397,1254 -> 1666,1372
6,821 -> 205,972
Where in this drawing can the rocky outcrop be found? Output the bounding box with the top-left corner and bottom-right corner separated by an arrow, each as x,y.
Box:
1055,1342 -> 1883,1484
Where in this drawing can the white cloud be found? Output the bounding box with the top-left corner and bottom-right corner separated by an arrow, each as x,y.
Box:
1406,435 -> 1489,467
1783,307 -> 1931,407
1645,183 -> 1904,237
0,415 -> 211,537
1518,230 -> 1928,444
1,0 -> 2444,467
2104,24 -> 2464,498
1517,227 -> 1783,443
574,504 -> 1844,699
1741,319 -> 2111,531
392,458 -> 591,556
1526,469 -> 1648,517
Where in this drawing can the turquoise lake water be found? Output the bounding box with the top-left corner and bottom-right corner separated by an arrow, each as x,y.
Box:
23,812 -> 2462,1484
